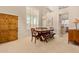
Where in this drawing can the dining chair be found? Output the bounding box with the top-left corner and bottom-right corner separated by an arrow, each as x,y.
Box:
49,28 -> 55,39
40,31 -> 50,42
31,28 -> 38,43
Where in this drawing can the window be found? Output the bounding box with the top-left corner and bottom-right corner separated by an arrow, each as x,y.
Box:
26,7 -> 39,29
26,15 -> 30,24
26,15 -> 31,30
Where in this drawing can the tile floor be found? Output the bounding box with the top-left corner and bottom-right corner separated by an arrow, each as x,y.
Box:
0,33 -> 79,53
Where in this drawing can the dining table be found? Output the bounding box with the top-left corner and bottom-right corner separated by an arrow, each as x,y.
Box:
35,28 -> 54,42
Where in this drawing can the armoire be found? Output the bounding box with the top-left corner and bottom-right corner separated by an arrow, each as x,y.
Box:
0,13 -> 18,43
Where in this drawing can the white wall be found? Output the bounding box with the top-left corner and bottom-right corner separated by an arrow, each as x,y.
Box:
42,7 -> 59,37
47,7 -> 60,37
48,6 -> 69,37
52,7 -> 60,37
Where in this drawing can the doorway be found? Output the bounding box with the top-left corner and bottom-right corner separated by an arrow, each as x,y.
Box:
59,13 -> 69,36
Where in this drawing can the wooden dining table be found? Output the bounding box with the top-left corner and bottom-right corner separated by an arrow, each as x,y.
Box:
35,28 -> 54,42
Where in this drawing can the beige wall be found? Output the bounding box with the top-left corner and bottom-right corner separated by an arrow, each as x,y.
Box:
0,6 -> 27,39
69,6 -> 79,29
16,7 -> 27,39
58,6 -> 79,29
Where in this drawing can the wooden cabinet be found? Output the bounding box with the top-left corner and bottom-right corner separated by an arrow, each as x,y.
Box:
0,31 -> 9,43
68,29 -> 79,43
0,13 -> 18,43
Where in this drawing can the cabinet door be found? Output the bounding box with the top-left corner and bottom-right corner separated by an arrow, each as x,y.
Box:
8,30 -> 18,41
75,30 -> 79,42
0,13 -> 18,43
68,30 -> 74,41
0,15 -> 9,30
0,31 -> 9,43
7,15 -> 18,41
68,30 -> 79,43
8,16 -> 18,30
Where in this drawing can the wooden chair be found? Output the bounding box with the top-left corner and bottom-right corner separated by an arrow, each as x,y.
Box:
40,31 -> 50,43
49,28 -> 55,39
42,30 -> 55,42
31,28 -> 38,43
